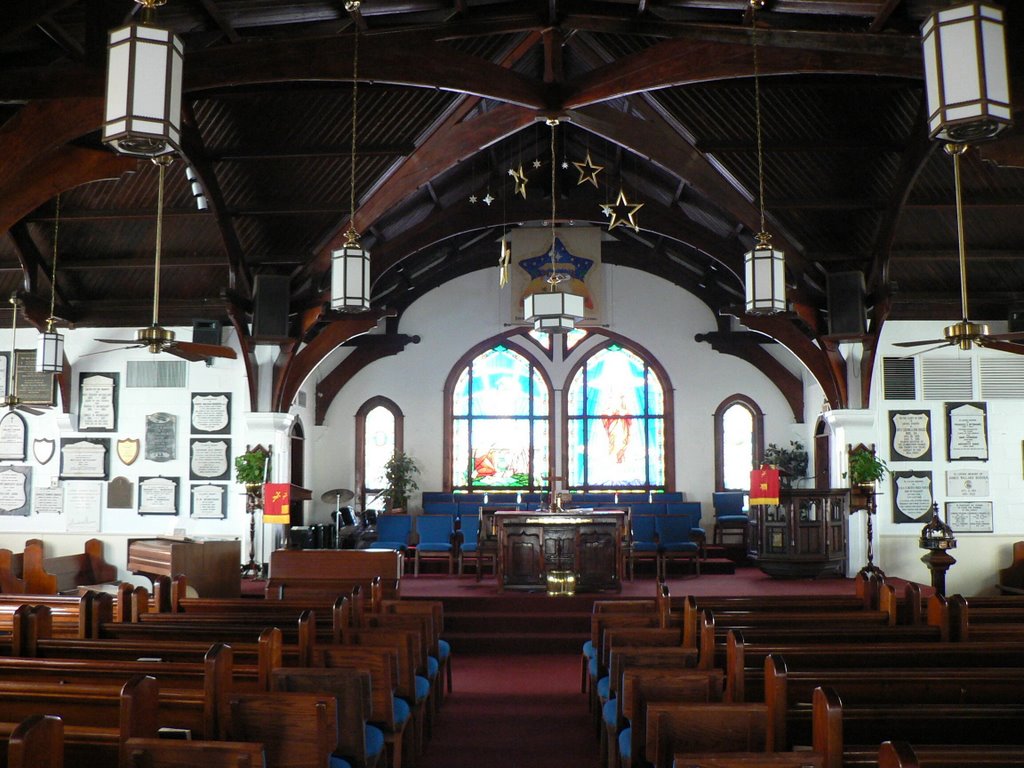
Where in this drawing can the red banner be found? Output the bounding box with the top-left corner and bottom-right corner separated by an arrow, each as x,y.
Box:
263,483 -> 291,524
749,466 -> 780,505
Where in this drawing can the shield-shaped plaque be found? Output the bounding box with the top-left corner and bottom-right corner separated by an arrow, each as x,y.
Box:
116,438 -> 140,466
32,438 -> 55,465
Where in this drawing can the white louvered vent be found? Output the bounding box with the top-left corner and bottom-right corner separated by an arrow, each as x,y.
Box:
126,360 -> 188,388
980,357 -> 1024,399
882,357 -> 916,400
921,358 -> 972,400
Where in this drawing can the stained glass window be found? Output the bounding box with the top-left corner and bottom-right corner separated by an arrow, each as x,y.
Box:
451,346 -> 550,490
567,344 -> 666,490
713,395 -> 763,492
356,397 -> 403,512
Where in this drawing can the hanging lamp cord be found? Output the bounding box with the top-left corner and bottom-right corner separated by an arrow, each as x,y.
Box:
46,195 -> 60,333
346,9 -> 360,244
751,0 -> 768,238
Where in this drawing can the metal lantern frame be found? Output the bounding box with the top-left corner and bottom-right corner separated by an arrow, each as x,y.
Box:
103,19 -> 183,157
523,290 -> 586,333
921,2 -> 1012,144
744,235 -> 787,315
331,236 -> 371,312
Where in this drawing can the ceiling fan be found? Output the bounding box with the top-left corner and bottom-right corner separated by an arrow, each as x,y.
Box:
4,296 -> 43,416
94,157 -> 236,363
894,144 -> 1024,356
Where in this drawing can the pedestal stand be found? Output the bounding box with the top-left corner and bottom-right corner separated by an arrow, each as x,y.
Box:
856,490 -> 885,579
241,488 -> 263,580
921,550 -> 956,597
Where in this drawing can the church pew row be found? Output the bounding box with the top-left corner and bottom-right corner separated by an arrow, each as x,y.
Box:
877,740 -> 1024,768
722,625 -> 1024,704
265,548 -> 405,601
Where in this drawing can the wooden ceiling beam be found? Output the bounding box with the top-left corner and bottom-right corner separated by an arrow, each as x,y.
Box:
0,0 -> 85,46
208,142 -> 414,161
197,0 -> 241,44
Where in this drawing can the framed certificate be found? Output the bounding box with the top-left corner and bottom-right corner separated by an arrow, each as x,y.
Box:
78,373 -> 119,432
945,500 -> 993,533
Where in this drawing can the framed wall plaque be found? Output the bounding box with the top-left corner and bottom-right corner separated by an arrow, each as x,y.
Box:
191,483 -> 227,519
0,466 -> 31,516
189,438 -> 230,481
78,372 -> 118,432
60,438 -> 110,480
946,401 -> 988,461
945,500 -> 993,533
888,410 -> 932,462
892,470 -> 933,524
14,350 -> 55,406
34,485 -> 62,515
138,476 -> 179,516
0,411 -> 27,461
191,393 -> 231,435
145,413 -> 177,462
64,481 -> 101,532
946,469 -> 989,498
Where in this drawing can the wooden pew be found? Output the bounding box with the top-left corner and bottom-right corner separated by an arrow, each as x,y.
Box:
946,593 -> 1024,641
811,685 -> 1024,768
645,700 -> 780,768
21,540 -> 117,595
219,690 -> 340,768
671,753 -> 822,768
7,715 -> 62,768
764,654 -> 1024,750
119,737 -> 266,768
878,740 -> 1024,768
0,548 -> 26,594
266,549 -> 403,600
997,540 -> 1024,595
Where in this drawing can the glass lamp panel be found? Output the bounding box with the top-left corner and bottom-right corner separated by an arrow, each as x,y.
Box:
364,406 -> 395,490
36,331 -> 64,373
469,418 -> 531,487
722,404 -> 755,490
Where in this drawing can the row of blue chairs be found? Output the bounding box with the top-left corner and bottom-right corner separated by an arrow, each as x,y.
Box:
421,491 -> 685,506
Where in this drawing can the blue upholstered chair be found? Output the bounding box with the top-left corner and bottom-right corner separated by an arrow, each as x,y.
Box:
413,514 -> 455,576
455,513 -> 497,578
655,515 -> 700,578
371,514 -> 412,552
628,515 -> 659,580
421,501 -> 459,517
712,491 -> 750,547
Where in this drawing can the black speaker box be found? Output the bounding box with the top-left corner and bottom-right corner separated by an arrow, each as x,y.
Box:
192,319 -> 222,346
252,275 -> 291,341
1009,305 -> 1024,333
826,271 -> 866,336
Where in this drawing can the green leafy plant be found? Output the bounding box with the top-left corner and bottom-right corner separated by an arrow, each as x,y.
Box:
383,451 -> 420,510
235,447 -> 270,487
763,440 -> 808,485
848,448 -> 888,486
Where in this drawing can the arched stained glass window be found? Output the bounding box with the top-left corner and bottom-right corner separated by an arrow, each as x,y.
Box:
566,344 -> 667,490
713,394 -> 764,492
451,345 -> 550,490
356,397 -> 403,512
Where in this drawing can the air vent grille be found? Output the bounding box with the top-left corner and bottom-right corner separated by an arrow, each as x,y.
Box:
126,360 -> 188,388
882,357 -> 916,400
921,358 -> 972,400
980,357 -> 1024,399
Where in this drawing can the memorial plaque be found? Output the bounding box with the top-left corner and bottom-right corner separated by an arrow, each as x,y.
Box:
107,476 -> 134,509
892,470 -> 933,524
14,351 -> 55,406
116,438 -> 140,466
64,481 -> 101,532
32,438 -> 54,465
0,352 -> 8,399
78,372 -> 118,431
34,485 -> 62,515
145,412 -> 177,462
946,401 -> 988,461
0,411 -> 27,461
945,500 -> 993,533
191,483 -> 227,519
189,438 -> 230,481
0,466 -> 30,516
139,476 -> 178,515
60,438 -> 109,480
946,469 -> 989,498
191,393 -> 230,434
889,410 -> 932,462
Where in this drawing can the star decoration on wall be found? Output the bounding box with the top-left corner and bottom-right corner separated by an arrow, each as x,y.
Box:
600,203 -> 612,218
607,189 -> 643,232
573,151 -> 603,188
483,193 -> 494,206
469,194 -> 478,204
510,165 -> 528,199
561,161 -> 569,170
532,158 -> 542,169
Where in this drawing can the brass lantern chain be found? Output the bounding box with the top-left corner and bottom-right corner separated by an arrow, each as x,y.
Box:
546,118 -> 565,291
345,1 -> 361,248
46,195 -> 60,333
751,0 -> 770,248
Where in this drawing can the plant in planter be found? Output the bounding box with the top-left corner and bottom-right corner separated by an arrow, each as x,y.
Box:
848,448 -> 888,487
235,446 -> 270,494
382,451 -> 419,512
762,441 -> 808,487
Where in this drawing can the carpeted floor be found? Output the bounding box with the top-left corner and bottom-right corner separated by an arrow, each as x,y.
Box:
417,653 -> 595,768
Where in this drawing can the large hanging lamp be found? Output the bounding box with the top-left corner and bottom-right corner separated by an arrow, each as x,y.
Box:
743,0 -> 786,316
331,2 -> 371,313
36,195 -> 65,373
103,0 -> 183,157
921,2 -> 1012,145
523,119 -> 585,333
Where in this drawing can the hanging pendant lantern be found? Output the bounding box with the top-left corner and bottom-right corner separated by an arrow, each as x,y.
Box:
744,232 -> 786,315
37,194 -> 64,373
921,2 -> 1012,144
331,229 -> 371,312
103,1 -> 183,157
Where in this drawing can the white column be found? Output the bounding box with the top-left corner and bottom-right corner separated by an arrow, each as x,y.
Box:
243,411 -> 298,556
822,409 -> 877,577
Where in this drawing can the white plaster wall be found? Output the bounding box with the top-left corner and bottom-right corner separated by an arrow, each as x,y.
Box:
310,265 -> 801,531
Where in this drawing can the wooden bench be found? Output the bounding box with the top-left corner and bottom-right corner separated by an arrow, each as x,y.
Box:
7,715 -> 62,768
997,540 -> 1024,595
21,540 -> 118,595
946,593 -> 1024,641
0,548 -> 26,594
266,549 -> 403,600
878,740 -> 1024,768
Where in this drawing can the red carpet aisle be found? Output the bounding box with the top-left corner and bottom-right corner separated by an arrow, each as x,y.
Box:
417,654 -> 595,768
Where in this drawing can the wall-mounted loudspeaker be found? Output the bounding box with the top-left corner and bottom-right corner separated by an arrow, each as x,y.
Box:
1009,305 -> 1024,333
252,275 -> 291,341
192,319 -> 222,346
826,271 -> 867,336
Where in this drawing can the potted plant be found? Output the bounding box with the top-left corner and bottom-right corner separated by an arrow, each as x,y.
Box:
848,448 -> 888,488
235,446 -> 270,496
762,441 -> 808,488
382,451 -> 419,512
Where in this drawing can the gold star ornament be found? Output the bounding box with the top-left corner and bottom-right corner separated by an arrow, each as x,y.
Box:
573,151 -> 603,188
510,165 -> 528,199
607,189 -> 643,232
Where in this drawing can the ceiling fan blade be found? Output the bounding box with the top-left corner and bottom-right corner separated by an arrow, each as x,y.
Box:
984,330 -> 1024,342
892,338 -> 950,348
80,344 -> 144,358
172,341 -> 237,360
977,339 -> 1024,355
908,343 -> 951,357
